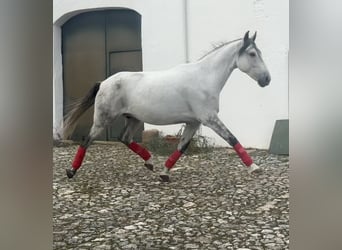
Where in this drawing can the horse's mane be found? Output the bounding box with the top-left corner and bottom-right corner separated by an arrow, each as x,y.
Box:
198,38 -> 242,60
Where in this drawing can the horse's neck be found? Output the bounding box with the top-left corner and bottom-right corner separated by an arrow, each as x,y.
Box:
198,41 -> 242,94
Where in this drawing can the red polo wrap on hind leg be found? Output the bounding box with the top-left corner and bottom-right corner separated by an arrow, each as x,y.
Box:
72,146 -> 86,170
233,143 -> 253,167
165,150 -> 182,169
128,142 -> 151,161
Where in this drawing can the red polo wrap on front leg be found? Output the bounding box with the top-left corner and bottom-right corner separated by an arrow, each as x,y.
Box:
233,143 -> 253,167
72,146 -> 86,170
128,142 -> 151,161
165,150 -> 182,169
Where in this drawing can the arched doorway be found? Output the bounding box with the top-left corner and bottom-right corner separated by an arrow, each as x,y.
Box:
62,9 -> 143,141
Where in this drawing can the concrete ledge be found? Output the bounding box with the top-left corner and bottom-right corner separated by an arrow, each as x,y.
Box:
269,119 -> 289,155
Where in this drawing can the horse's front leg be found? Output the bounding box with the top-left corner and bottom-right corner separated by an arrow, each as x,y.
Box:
160,122 -> 200,182
203,114 -> 261,174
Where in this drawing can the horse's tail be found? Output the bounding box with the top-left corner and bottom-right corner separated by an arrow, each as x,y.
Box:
62,82 -> 101,139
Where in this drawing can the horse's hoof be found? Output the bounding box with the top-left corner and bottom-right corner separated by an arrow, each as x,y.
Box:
144,163 -> 154,172
66,168 -> 76,178
248,163 -> 262,174
159,174 -> 170,182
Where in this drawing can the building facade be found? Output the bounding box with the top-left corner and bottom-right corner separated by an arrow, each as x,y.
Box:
53,0 -> 288,148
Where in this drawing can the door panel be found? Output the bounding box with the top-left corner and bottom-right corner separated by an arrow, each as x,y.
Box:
62,12 -> 106,141
107,50 -> 143,141
62,10 -> 142,142
105,10 -> 141,53
109,50 -> 142,73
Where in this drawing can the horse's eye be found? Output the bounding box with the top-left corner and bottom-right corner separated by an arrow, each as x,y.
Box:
249,52 -> 256,57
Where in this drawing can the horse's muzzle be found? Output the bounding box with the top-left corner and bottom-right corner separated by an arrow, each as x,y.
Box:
258,74 -> 271,87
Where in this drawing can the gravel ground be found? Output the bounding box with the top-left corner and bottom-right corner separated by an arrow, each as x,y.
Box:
53,143 -> 289,250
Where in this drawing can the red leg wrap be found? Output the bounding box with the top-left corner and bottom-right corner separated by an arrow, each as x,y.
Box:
233,143 -> 253,167
165,150 -> 182,169
72,146 -> 86,170
128,142 -> 151,161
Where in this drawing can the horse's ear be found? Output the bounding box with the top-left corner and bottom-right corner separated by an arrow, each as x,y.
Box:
251,31 -> 257,41
243,31 -> 250,44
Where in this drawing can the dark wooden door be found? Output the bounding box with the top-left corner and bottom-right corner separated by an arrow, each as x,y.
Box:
62,10 -> 142,142
105,10 -> 143,141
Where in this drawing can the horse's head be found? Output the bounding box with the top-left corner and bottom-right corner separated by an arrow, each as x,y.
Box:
236,31 -> 271,87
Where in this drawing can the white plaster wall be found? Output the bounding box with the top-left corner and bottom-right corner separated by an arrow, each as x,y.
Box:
53,24 -> 63,138
53,0 -> 288,148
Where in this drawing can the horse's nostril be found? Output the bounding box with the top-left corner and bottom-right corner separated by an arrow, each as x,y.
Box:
265,75 -> 271,84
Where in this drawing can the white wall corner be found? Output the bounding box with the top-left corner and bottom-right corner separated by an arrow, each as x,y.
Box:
53,24 -> 63,139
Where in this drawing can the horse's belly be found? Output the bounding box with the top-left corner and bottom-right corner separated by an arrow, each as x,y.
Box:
139,114 -> 195,125
123,79 -> 198,125
128,102 -> 195,125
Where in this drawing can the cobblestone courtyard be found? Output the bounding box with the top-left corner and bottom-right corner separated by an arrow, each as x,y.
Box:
53,143 -> 289,250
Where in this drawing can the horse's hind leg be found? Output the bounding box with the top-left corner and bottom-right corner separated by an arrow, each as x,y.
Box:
66,121 -> 105,178
119,117 -> 154,171
160,122 -> 200,182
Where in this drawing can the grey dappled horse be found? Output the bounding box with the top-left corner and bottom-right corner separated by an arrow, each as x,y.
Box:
63,31 -> 271,182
